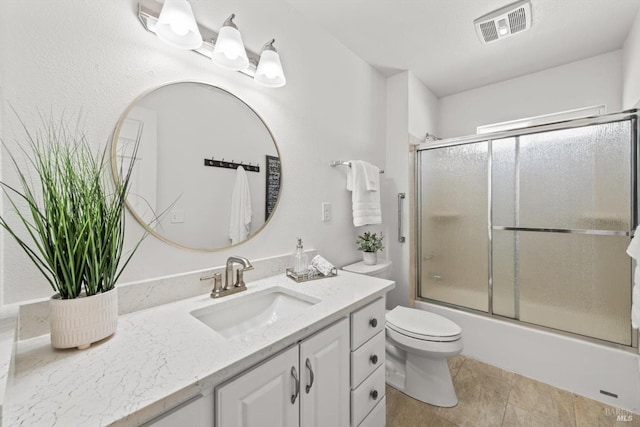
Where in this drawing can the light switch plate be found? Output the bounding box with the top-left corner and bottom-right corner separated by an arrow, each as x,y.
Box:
321,202 -> 332,222
170,209 -> 185,223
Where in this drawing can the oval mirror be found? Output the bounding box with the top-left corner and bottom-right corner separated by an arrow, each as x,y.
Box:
111,82 -> 282,251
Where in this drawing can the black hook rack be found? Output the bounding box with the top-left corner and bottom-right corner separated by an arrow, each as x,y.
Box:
203,157 -> 260,173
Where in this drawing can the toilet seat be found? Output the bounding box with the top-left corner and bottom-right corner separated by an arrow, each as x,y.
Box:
386,326 -> 463,358
386,306 -> 461,342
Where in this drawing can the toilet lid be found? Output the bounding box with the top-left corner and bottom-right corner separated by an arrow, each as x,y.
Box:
386,306 -> 461,342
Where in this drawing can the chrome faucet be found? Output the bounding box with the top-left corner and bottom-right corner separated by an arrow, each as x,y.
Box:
206,256 -> 254,299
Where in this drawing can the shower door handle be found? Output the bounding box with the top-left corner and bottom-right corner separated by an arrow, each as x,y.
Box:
398,193 -> 406,243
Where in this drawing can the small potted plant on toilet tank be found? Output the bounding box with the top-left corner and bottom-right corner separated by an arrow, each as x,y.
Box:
0,111 -> 140,350
356,231 -> 384,265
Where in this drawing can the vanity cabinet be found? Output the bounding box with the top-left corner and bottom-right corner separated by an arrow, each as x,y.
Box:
350,298 -> 386,427
149,297 -> 387,427
216,317 -> 350,427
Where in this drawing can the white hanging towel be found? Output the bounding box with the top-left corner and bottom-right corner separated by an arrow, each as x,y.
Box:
627,225 -> 640,329
229,166 -> 252,245
346,160 -> 381,227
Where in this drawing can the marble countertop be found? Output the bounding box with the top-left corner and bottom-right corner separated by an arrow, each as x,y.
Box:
4,271 -> 394,426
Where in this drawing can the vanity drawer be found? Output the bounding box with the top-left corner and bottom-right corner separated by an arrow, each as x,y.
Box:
351,364 -> 386,427
351,330 -> 385,388
358,396 -> 386,427
351,297 -> 385,349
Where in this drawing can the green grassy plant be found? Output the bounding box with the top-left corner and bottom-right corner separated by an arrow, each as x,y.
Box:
0,112 -> 140,299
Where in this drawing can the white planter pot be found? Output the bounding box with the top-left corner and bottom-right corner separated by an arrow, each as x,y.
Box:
362,251 -> 378,266
50,288 -> 118,350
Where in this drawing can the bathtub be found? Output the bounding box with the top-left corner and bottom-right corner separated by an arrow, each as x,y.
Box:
415,301 -> 640,413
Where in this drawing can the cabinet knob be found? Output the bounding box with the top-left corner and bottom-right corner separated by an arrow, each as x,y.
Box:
370,354 -> 378,365
369,318 -> 378,328
370,389 -> 379,400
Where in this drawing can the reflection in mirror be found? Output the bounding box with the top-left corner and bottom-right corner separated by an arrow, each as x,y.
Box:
112,82 -> 281,251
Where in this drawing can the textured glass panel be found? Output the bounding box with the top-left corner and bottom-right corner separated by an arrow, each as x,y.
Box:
492,229 -> 516,319
495,231 -> 631,345
491,138 -> 517,227
493,121 -> 631,230
419,142 -> 488,312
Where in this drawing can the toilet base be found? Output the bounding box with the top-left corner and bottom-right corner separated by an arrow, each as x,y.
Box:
385,359 -> 405,391
405,353 -> 458,407
385,342 -> 460,408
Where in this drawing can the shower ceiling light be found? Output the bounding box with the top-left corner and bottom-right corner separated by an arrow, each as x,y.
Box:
497,19 -> 509,36
137,0 -> 286,88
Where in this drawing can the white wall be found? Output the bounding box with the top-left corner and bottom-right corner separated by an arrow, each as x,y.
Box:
623,6 -> 640,109
408,73 -> 439,139
384,71 -> 438,309
0,78 -> 3,308
438,50 -> 623,138
384,73 -> 409,310
0,0 -> 386,304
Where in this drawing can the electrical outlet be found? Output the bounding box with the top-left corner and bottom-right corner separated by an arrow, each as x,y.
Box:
321,202 -> 332,222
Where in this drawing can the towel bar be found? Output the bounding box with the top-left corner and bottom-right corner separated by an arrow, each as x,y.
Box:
330,160 -> 384,174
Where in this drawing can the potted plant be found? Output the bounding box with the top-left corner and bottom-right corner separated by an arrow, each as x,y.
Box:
0,113 -> 140,349
356,231 -> 384,265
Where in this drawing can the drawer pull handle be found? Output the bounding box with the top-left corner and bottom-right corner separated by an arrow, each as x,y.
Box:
370,389 -> 379,400
369,318 -> 378,328
291,366 -> 300,404
370,354 -> 378,365
305,358 -> 314,393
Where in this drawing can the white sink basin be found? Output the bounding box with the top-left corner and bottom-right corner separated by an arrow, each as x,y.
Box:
191,287 -> 319,339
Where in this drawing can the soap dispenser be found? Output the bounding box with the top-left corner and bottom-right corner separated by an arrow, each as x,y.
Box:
291,237 -> 308,275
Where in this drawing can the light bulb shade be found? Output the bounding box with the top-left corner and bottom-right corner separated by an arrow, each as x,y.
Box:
255,49 -> 286,88
212,25 -> 249,71
155,0 -> 203,50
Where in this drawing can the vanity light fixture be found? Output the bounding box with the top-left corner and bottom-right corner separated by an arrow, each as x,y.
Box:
137,0 -> 286,87
211,14 -> 250,71
154,0 -> 203,50
254,40 -> 286,88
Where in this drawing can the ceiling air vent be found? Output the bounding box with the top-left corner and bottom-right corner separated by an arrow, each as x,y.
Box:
474,0 -> 532,44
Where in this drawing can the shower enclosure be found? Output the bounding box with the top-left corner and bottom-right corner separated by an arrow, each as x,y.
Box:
416,109 -> 638,347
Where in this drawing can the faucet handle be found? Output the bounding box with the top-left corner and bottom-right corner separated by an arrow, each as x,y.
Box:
210,272 -> 223,296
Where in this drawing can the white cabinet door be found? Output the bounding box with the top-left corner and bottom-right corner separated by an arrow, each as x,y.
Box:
300,318 -> 350,427
216,346 -> 299,427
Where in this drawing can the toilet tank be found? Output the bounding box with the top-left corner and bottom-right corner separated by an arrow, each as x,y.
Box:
342,260 -> 392,279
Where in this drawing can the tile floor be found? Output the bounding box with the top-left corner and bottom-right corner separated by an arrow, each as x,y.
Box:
386,355 -> 640,427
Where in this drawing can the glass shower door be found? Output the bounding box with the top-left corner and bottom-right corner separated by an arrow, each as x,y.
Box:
491,120 -> 634,345
418,142 -> 489,312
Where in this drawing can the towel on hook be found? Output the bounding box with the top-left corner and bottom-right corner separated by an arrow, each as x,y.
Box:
346,160 -> 382,227
229,166 -> 252,245
626,225 -> 640,329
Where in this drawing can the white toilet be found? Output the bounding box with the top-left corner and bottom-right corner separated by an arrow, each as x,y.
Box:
342,260 -> 463,408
